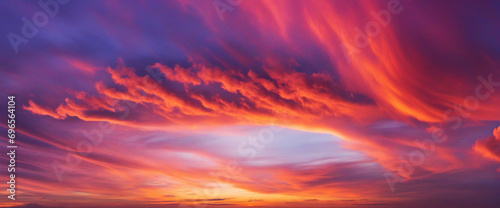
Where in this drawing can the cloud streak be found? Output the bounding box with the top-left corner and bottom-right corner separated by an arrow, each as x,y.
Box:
1,0 -> 500,207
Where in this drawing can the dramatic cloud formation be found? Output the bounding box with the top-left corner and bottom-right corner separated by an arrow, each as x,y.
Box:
1,0 -> 499,208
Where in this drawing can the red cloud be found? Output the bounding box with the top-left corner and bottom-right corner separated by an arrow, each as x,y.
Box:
18,1 -> 500,204
473,126 -> 500,162
23,100 -> 64,119
23,57 -> 489,178
24,59 -> 380,126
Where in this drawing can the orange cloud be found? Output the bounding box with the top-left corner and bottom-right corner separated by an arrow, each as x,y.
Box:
473,126 -> 500,162
67,58 -> 99,74
17,1 -> 500,206
24,59 -> 382,127
23,100 -> 64,119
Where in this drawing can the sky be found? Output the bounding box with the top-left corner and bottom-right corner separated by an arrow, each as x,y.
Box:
0,0 -> 500,207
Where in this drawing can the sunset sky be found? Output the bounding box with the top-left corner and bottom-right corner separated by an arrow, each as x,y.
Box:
1,0 -> 500,207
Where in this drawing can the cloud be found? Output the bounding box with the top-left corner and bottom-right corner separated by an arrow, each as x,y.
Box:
3,0 -> 500,207
473,126 -> 500,162
24,58 -> 380,128
10,203 -> 64,208
23,100 -> 64,119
